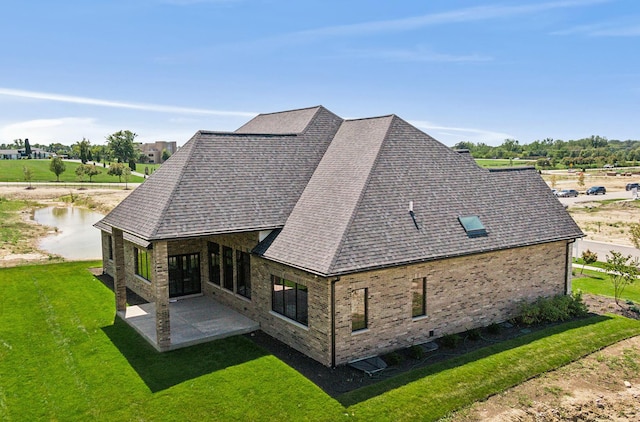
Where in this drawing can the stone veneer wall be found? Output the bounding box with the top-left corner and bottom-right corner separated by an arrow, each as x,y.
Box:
100,231 -> 114,276
332,240 -> 570,365
100,229 -> 571,367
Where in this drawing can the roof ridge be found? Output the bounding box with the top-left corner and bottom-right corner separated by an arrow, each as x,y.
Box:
254,105 -> 323,117
326,115 -> 395,273
148,133 -> 201,240
344,114 -> 395,122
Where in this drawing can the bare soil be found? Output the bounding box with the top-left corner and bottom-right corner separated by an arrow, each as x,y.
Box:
0,186 -> 131,267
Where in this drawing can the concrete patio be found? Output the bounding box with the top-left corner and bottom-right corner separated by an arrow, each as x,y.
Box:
117,295 -> 260,351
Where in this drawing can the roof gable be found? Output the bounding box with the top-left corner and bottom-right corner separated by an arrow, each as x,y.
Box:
235,106 -> 325,134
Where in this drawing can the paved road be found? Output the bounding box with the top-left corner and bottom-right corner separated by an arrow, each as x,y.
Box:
573,239 -> 640,261
556,190 -> 638,206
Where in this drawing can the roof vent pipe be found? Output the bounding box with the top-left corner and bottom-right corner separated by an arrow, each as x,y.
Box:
408,201 -> 419,230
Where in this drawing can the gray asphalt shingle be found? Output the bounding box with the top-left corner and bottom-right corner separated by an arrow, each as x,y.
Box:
97,106 -> 583,276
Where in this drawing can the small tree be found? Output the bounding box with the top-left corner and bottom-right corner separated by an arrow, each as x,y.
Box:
577,172 -> 585,189
123,166 -> 132,190
49,157 -> 66,182
128,159 -> 136,172
630,223 -> 640,249
550,174 -> 557,189
107,163 -> 125,182
85,165 -> 101,182
581,249 -> 597,274
604,251 -> 640,306
161,148 -> 171,162
23,166 -> 34,189
75,164 -> 87,182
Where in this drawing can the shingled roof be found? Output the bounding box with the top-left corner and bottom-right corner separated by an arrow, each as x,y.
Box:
97,105 -> 583,276
257,115 -> 583,276
96,106 -> 343,240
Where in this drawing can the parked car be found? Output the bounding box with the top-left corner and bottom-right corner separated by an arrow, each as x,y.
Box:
604,164 -> 614,169
626,182 -> 639,191
556,189 -> 579,198
586,186 -> 606,195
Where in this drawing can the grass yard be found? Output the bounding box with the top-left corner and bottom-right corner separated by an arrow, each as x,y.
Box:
2,262 -> 640,421
573,268 -> 640,303
0,159 -> 145,183
474,158 -> 536,168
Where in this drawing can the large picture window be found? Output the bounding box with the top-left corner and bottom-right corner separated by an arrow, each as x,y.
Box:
208,242 -> 220,286
271,276 -> 308,326
222,246 -> 233,291
351,288 -> 368,332
412,277 -> 426,317
134,247 -> 151,281
236,251 -> 251,299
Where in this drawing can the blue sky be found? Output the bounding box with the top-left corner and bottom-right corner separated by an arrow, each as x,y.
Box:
1,0 -> 638,147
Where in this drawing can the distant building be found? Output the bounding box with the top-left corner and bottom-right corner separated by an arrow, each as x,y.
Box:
139,141 -> 177,164
0,148 -> 52,160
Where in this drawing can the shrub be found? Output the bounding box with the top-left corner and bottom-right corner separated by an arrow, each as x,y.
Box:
440,333 -> 462,349
383,352 -> 402,366
408,345 -> 425,360
518,293 -> 588,325
487,322 -> 502,335
465,328 -> 481,341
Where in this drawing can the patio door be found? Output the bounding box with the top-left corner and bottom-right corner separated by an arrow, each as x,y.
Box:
168,253 -> 201,298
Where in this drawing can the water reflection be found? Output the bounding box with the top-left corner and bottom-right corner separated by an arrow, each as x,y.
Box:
33,206 -> 104,260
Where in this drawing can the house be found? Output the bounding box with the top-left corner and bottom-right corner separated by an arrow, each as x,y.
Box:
95,106 -> 583,367
0,147 -> 52,159
139,141 -> 177,164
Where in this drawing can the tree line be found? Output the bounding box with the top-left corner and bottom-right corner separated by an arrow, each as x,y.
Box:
2,130 -> 172,168
455,136 -> 640,168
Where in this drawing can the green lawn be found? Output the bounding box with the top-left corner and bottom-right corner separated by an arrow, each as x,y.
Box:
474,158 -> 536,168
2,262 -> 640,421
0,159 -> 145,183
573,268 -> 640,303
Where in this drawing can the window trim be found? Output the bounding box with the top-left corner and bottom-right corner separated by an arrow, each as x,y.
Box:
134,247 -> 151,281
271,275 -> 308,326
411,277 -> 427,318
351,288 -> 368,332
208,242 -> 221,286
236,250 -> 251,299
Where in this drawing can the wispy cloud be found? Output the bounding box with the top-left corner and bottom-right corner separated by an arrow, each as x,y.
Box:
553,22 -> 640,37
345,47 -> 492,63
409,120 -> 514,145
0,88 -> 257,118
289,0 -> 610,39
1,117 -> 106,143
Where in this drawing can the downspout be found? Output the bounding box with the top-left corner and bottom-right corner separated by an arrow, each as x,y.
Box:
331,276 -> 340,368
565,240 -> 575,295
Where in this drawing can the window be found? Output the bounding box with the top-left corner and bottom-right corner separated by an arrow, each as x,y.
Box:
222,246 -> 234,291
236,251 -> 251,299
134,247 -> 151,280
351,288 -> 368,332
271,276 -> 308,326
412,277 -> 426,317
458,216 -> 487,238
107,235 -> 113,260
208,242 -> 220,285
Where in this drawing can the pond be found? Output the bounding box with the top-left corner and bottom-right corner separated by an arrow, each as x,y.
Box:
33,206 -> 104,260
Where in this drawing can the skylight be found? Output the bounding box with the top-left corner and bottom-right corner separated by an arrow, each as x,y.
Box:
458,216 -> 487,238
